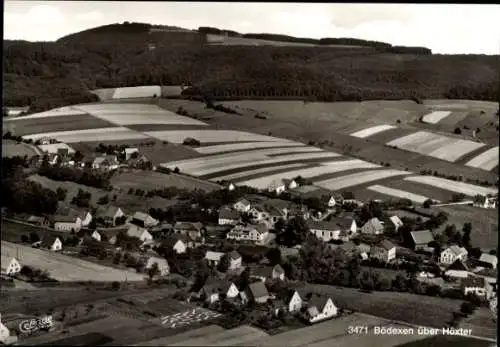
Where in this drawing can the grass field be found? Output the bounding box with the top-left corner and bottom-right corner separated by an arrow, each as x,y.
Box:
193,141 -> 304,155
395,335 -> 493,347
422,111 -> 452,124
137,325 -> 226,346
315,169 -> 412,191
459,307 -> 497,340
112,85 -> 162,99
366,184 -> 437,204
350,124 -> 397,138
171,325 -> 268,346
403,176 -> 498,197
145,129 -> 289,144
1,218 -> 75,245
5,106 -> 88,120
38,142 -> 76,154
465,147 -> 499,171
379,179 -> 454,203
2,139 -> 42,157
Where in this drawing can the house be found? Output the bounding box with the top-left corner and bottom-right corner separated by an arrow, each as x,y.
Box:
162,235 -> 189,254
228,251 -> 242,270
331,216 -> 358,237
91,230 -> 102,242
279,289 -> 303,313
226,223 -> 269,244
387,215 -> 404,232
305,294 -> 338,323
47,153 -> 59,165
233,198 -> 251,213
124,147 -> 139,160
321,195 -> 337,208
478,253 -> 498,269
26,215 -> 48,227
307,220 -> 341,242
97,206 -> 125,227
461,276 -> 494,300
250,264 -> 285,282
358,243 -> 371,260
92,155 -> 119,171
473,195 -> 497,209
409,230 -> 435,251
41,236 -> 62,251
76,211 -> 93,227
361,218 -> 384,235
200,279 -> 239,304
282,179 -> 298,190
218,207 -> 241,226
52,215 -> 82,232
249,205 -> 271,224
100,228 -> 126,245
224,182 -> 236,191
440,245 -> 468,265
444,258 -> 470,279
144,255 -> 170,276
268,179 -> 286,194
370,240 -> 396,262
126,224 -> 153,243
240,281 -> 271,304
1,256 -> 21,275
131,212 -> 159,228
174,222 -> 204,240
205,251 -> 225,267
287,204 -> 311,220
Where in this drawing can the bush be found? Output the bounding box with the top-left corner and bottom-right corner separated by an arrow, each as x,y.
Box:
454,127 -> 462,134
111,281 -> 121,291
183,137 -> 201,147
21,234 -> 29,243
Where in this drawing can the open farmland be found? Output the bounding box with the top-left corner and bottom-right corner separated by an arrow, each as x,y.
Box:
403,176 -> 498,197
112,85 -> 162,99
91,87 -> 116,101
145,129 -> 291,143
395,335 -> 493,347
5,106 -> 88,120
193,141 -> 304,154
465,147 -> 499,171
421,111 -> 452,124
212,162 -> 308,181
378,179 -> 455,203
170,325 -> 268,346
367,184 -> 438,204
2,140 -> 42,157
22,127 -> 149,143
237,160 -> 381,189
38,142 -> 76,154
1,241 -> 145,282
137,325 -> 226,346
315,169 -> 412,191
350,124 -> 397,138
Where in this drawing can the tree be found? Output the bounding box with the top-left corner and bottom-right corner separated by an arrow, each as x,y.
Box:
147,262 -> 160,281
277,216 -> 309,247
454,127 -> 462,134
29,231 -> 40,243
113,252 -> 122,264
266,248 -> 282,265
21,234 -> 29,243
393,274 -> 408,292
217,254 -> 230,273
98,195 -> 109,205
236,267 -> 251,290
460,301 -> 475,316
422,199 -> 433,208
56,187 -> 67,201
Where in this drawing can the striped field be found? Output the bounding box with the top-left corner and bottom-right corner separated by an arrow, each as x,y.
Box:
74,111 -> 207,126
315,169 -> 412,191
367,184 -> 438,204
194,141 -> 303,154
350,124 -> 396,138
404,176 -> 498,197
465,146 -> 499,171
421,111 -> 451,124
145,130 -> 290,144
212,162 -> 308,181
22,127 -> 149,143
5,106 -> 87,120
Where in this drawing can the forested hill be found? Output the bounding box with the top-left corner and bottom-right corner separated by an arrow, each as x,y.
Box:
3,22 -> 499,112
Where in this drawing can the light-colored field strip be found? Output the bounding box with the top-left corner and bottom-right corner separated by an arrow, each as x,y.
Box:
22,127 -> 148,143
350,124 -> 396,138
422,111 -> 452,124
79,112 -> 207,126
428,140 -> 486,162
175,152 -> 341,177
144,130 -> 290,144
404,176 -> 498,197
465,146 -> 499,171
415,136 -> 456,155
2,241 -> 144,282
76,103 -> 163,112
166,146 -> 324,169
112,85 -> 162,99
212,163 -> 308,181
3,107 -> 87,120
315,169 -> 412,191
367,184 -> 438,204
238,160 -> 381,189
194,141 -> 303,154
38,142 -> 76,154
386,131 -> 438,150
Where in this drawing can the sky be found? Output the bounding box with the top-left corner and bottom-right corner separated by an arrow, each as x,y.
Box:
4,2 -> 500,54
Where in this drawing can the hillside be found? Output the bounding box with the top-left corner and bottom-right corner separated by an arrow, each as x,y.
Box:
3,22 -> 499,111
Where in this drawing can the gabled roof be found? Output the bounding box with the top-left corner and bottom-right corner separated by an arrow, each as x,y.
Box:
251,264 -> 285,278
307,294 -> 330,312
445,245 -> 468,256
125,147 -> 139,153
202,278 -> 235,295
341,191 -> 355,200
389,215 -> 403,227
446,258 -> 469,271
268,179 -> 286,190
278,289 -> 302,303
265,205 -> 286,217
247,281 -> 269,299
479,253 -> 497,265
162,234 -> 190,248
132,211 -> 153,222
27,215 -> 44,223
127,224 -> 150,239
53,214 -> 79,223
42,235 -> 60,247
174,221 -> 203,231
205,251 -> 225,262
362,218 -> 384,232
461,275 -> 486,288
410,230 -> 434,245
219,207 -> 240,220
234,198 -> 251,206
97,205 -> 123,218
328,216 -> 354,230
375,240 -> 396,251
306,220 -> 341,231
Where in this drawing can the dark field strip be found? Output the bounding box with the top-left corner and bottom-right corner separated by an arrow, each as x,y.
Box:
365,127 -> 416,144
195,144 -> 308,157
307,166 -> 387,183
350,186 -> 405,203
125,124 -> 213,132
266,150 -> 327,157
200,156 -> 348,180
453,144 -> 497,166
6,114 -> 116,136
226,164 -> 324,184
379,179 -> 454,202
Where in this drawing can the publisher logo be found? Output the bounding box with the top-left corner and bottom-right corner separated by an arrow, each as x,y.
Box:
19,316 -> 53,334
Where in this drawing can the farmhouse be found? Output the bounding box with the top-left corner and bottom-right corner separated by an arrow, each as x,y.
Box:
174,221 -> 204,240
124,147 -> 139,160
218,207 -> 241,225
162,235 -> 190,254
26,215 -> 48,227
305,294 -> 338,323
131,212 -> 159,228
440,245 -> 468,265
249,205 -> 271,224
205,251 -> 225,267
320,195 -> 337,208
307,220 -> 341,242
52,215 -> 82,232
361,218 -> 384,235
409,230 -> 435,251
282,179 -> 298,190
249,264 -> 285,282
444,258 -> 470,279
278,289 -> 303,313
74,210 -> 93,227
370,240 -> 396,262
461,276 -> 493,300
1,256 -> 21,275
265,206 -> 286,227
224,182 -> 236,191
473,195 -> 497,209
91,230 -> 102,242
143,255 -> 169,276
226,223 -> 269,244
92,155 -> 119,171
126,224 -> 153,243
96,206 -> 125,227
41,235 -> 62,251
241,281 -> 271,304
267,179 -> 286,194
200,279 -> 239,304
382,215 -> 404,233
227,250 -> 242,270
478,253 -> 498,269
233,198 -> 251,213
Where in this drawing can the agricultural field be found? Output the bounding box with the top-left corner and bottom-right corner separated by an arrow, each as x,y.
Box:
22,126 -> 150,143
395,335 -> 493,347
465,146 -> 499,171
137,325 -> 226,346
144,129 -> 290,144
1,241 -> 145,282
366,184 -> 437,204
403,176 -> 498,197
1,219 -> 76,245
91,87 -> 116,101
193,141 -> 304,155
377,179 -> 455,203
213,162 -> 309,182
112,85 -> 162,99
170,325 -> 269,346
5,106 -> 88,120
459,307 -> 497,340
350,124 -> 397,138
421,111 -> 452,124
2,139 -> 42,157
315,169 -> 412,191
38,142 -> 76,154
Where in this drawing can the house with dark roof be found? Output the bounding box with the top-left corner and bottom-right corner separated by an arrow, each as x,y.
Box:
174,222 -> 204,240
218,207 -> 241,226
199,279 -> 239,304
240,281 -> 271,304
233,198 -> 251,213
304,294 -> 338,323
249,264 -> 285,283
226,223 -> 269,244
96,206 -> 125,227
267,179 -> 287,195
131,212 -> 158,228
307,220 -> 342,242
41,235 -> 62,251
161,235 -> 191,254
444,258 -> 470,279
205,251 -> 225,267
26,215 -> 48,227
440,245 -> 468,265
52,215 -> 82,232
276,289 -> 303,314
361,218 -> 384,235
227,251 -> 242,270
478,253 -> 497,269
409,230 -> 435,251
370,240 -> 396,262
126,224 -> 153,243
461,275 -> 493,300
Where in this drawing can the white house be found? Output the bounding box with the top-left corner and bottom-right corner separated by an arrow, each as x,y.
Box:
478,253 -> 498,269
307,220 -> 341,242
389,216 -> 404,231
218,207 -> 240,226
282,289 -> 303,313
267,179 -> 286,194
248,205 -> 271,224
225,182 -> 236,191
226,223 -> 269,244
131,212 -> 159,228
144,256 -> 169,276
305,295 -> 338,323
473,195 -> 497,209
461,276 -> 494,300
250,264 -> 286,283
91,230 -> 102,242
53,215 -> 82,232
163,236 -> 188,254
205,251 -> 225,267
126,224 -> 153,243
97,206 -> 125,227
124,147 -> 139,160
78,211 -> 93,227
282,179 -> 298,190
440,245 -> 468,265
42,236 -> 62,251
200,280 -> 239,304
1,256 -> 21,275
370,240 -> 396,262
321,195 -> 337,208
233,198 -> 251,213
228,251 -> 242,270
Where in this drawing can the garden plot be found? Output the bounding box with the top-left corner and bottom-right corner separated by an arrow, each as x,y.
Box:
112,85 -> 162,99
181,152 -> 340,177
213,163 -> 308,182
145,130 -> 289,144
428,140 -> 486,162
171,325 -> 268,347
159,308 -> 221,329
38,142 -> 75,154
2,140 -> 42,157
404,176 -> 498,197
367,184 -> 438,204
78,111 -> 207,126
465,146 -> 499,171
421,111 -> 452,124
1,241 -> 145,282
387,131 -> 437,151
22,127 -> 148,143
315,169 -> 412,191
194,141 -> 303,155
4,106 -> 87,120
350,124 -> 396,138
238,160 -> 381,189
